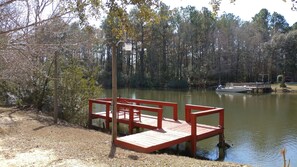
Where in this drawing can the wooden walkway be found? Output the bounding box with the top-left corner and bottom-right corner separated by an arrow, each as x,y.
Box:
89,98 -> 225,156
227,82 -> 272,93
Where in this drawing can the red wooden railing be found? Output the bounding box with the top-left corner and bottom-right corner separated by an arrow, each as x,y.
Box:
90,98 -> 225,155
185,104 -> 224,156
89,99 -> 111,129
185,104 -> 217,123
117,102 -> 162,133
89,98 -> 165,134
118,98 -> 178,121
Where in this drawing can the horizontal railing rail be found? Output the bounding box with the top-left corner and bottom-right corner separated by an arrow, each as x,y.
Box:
89,99 -> 112,129
185,104 -> 216,123
119,97 -> 178,121
117,102 -> 163,133
185,104 -> 224,156
89,98 -> 163,134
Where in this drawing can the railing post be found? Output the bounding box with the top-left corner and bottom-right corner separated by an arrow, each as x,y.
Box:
219,108 -> 225,148
219,109 -> 224,128
129,107 -> 134,134
191,114 -> 197,157
106,104 -> 110,130
185,105 -> 190,123
157,108 -> 163,129
88,100 -> 93,128
173,104 -> 178,121
158,105 -> 163,119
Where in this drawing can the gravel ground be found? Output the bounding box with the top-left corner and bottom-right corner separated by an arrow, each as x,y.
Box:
0,107 -> 249,167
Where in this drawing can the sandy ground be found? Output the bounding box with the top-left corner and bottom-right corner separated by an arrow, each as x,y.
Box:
0,107 -> 248,167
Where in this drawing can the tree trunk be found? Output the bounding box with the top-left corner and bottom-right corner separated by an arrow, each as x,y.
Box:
54,51 -> 58,124
112,43 -> 117,143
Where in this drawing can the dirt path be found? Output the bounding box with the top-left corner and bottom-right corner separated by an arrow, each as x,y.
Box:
0,107 -> 248,167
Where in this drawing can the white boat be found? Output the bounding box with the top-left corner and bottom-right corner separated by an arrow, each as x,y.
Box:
216,85 -> 252,93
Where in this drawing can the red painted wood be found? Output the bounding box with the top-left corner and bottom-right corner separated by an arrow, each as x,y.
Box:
157,108 -> 162,129
129,107 -> 133,134
184,104 -> 224,156
185,104 -> 217,123
89,98 -> 164,132
219,109 -> 224,128
191,114 -> 197,156
119,98 -> 178,121
89,98 -> 225,155
88,99 -> 112,129
173,104 -> 178,121
185,107 -> 190,123
88,100 -> 93,128
106,104 -> 110,129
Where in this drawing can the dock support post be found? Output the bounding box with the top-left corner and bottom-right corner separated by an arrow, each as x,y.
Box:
106,104 -> 110,130
218,134 -> 225,148
176,144 -> 180,154
191,114 -> 197,157
191,139 -> 196,157
102,122 -> 106,129
128,107 -> 134,134
218,134 -> 226,160
88,100 -> 93,128
157,108 -> 163,129
218,146 -> 225,160
218,108 -> 225,147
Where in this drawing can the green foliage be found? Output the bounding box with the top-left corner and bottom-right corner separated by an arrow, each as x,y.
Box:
292,22 -> 297,30
97,5 -> 297,89
98,70 -> 112,88
271,12 -> 289,34
0,81 -> 17,106
167,79 -> 189,89
117,72 -> 128,88
59,63 -> 101,126
279,74 -> 286,88
2,0 -> 297,117
129,74 -> 153,88
280,82 -> 287,88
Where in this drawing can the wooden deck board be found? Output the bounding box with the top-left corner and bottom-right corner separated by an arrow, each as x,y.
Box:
117,129 -> 190,148
91,111 -> 223,153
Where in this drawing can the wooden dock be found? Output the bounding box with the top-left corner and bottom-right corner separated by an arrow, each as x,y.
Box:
89,98 -> 225,156
227,82 -> 272,93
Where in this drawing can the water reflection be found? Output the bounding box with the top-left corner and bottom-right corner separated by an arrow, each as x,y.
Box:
103,89 -> 297,167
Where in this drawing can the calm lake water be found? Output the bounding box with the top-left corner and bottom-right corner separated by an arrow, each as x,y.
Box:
103,89 -> 297,167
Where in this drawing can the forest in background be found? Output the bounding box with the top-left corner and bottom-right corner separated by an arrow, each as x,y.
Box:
1,0 -> 297,124
100,5 -> 297,89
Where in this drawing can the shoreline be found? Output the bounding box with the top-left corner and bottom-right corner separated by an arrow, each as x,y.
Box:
0,107 -> 248,167
271,83 -> 297,93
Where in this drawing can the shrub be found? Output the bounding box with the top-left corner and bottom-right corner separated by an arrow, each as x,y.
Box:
0,81 -> 18,106
59,64 -> 101,126
280,83 -> 287,88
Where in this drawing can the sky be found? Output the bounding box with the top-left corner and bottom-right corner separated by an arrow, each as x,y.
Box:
161,0 -> 297,25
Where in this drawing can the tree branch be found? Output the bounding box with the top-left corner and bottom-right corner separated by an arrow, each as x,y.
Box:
0,0 -> 18,8
0,11 -> 71,35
